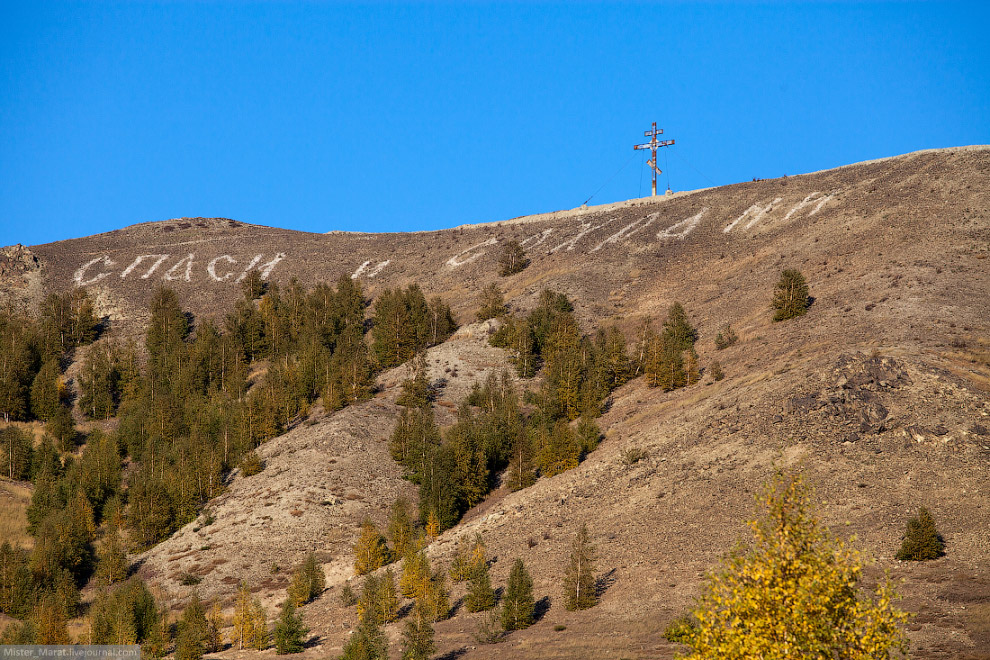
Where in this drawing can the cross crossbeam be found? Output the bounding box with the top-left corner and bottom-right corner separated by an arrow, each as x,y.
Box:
634,122 -> 675,196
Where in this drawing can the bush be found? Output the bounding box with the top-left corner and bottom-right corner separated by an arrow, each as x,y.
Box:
239,451 -> 263,477
895,507 -> 945,561
771,269 -> 810,322
714,324 -> 738,350
621,447 -> 648,465
709,361 -> 724,382
663,614 -> 697,643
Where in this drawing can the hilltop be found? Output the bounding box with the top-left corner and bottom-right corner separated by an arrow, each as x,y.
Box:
1,146 -> 989,659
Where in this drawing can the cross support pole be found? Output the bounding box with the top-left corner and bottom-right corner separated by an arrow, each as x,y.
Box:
634,122 -> 675,196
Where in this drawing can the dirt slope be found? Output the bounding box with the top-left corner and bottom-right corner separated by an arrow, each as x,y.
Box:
2,146 -> 989,659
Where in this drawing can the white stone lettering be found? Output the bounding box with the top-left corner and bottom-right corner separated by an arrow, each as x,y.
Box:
235,255 -> 263,283
446,238 -> 498,268
591,213 -> 660,253
657,208 -> 708,240
783,192 -> 822,222
73,255 -> 115,286
810,193 -> 834,215
551,219 -> 614,253
351,260 -> 372,279
164,254 -> 195,282
207,255 -> 237,281
366,260 -> 390,278
723,198 -> 782,233
139,255 -> 171,279
521,229 -> 553,248
119,254 -> 168,279
257,253 -> 286,279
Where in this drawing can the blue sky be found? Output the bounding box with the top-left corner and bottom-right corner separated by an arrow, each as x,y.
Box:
1,1 -> 987,247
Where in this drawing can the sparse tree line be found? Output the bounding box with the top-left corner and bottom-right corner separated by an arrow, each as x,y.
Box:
1,273 -> 458,647
342,496 -> 598,659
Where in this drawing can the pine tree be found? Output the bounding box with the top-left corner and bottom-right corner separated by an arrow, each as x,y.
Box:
771,269 -> 811,321
895,506 -> 946,561
464,558 -> 495,613
94,527 -> 128,586
422,569 -> 450,622
536,421 -> 580,478
684,471 -> 908,659
353,518 -> 390,575
400,601 -> 436,660
686,347 -> 701,385
0,426 -> 33,481
498,240 -> 529,276
564,523 -> 597,611
288,552 -> 326,605
449,534 -> 485,583
476,283 -> 507,321
273,598 -> 308,654
0,541 -> 34,619
338,614 -> 387,660
400,550 -> 430,599
231,582 -> 255,650
175,592 -> 208,660
32,592 -> 70,644
249,597 -> 268,650
30,360 -> 63,422
661,302 -> 698,351
205,601 -> 224,653
506,427 -> 536,491
501,558 -> 535,631
387,498 -> 416,559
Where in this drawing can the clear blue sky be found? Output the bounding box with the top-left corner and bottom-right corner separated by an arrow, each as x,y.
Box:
1,1 -> 988,247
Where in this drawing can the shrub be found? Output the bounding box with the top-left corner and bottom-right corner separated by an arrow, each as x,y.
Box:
709,361 -> 724,382
771,269 -> 810,322
621,447 -> 648,465
239,451 -> 263,477
895,507 -> 945,561
714,324 -> 738,350
663,614 -> 697,643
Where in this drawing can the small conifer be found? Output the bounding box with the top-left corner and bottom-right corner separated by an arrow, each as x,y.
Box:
501,558 -> 535,631
401,601 -> 436,660
354,518 -> 390,576
273,598 -> 308,654
896,507 -> 946,561
175,593 -> 208,660
498,240 -> 529,276
464,559 -> 495,613
564,523 -> 597,611
771,269 -> 811,321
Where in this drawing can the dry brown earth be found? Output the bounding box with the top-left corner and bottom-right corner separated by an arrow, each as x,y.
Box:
1,146 -> 989,659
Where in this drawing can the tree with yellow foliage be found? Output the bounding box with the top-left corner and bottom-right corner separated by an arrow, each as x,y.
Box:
683,471 -> 908,660
353,518 -> 391,576
400,550 -> 430,599
231,582 -> 268,650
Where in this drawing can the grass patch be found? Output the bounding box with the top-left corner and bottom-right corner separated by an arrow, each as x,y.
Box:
0,480 -> 33,550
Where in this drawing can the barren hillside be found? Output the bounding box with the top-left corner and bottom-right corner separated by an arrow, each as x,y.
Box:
2,146 -> 989,659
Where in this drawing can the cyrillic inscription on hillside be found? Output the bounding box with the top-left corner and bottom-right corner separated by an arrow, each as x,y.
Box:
73,253 -> 286,286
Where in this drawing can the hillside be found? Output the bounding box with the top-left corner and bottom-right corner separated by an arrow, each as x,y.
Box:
1,145 -> 989,659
